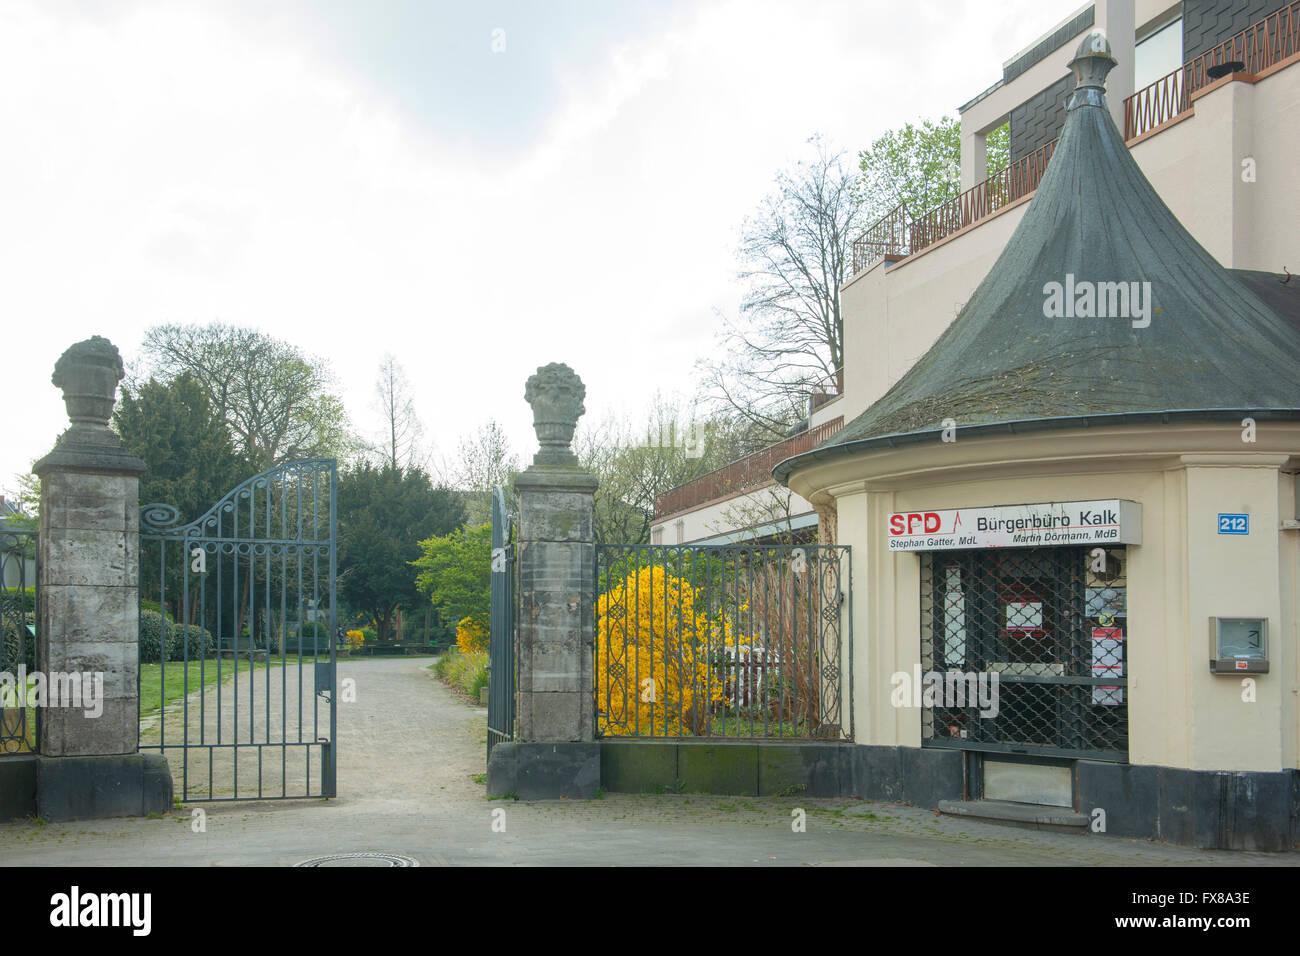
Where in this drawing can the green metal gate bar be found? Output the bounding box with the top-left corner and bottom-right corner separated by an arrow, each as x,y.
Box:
486,486 -> 516,759
139,459 -> 338,801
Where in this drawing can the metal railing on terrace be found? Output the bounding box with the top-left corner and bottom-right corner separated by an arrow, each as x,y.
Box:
653,416 -> 844,519
851,140 -> 1056,274
851,2 -> 1300,275
1124,1 -> 1299,140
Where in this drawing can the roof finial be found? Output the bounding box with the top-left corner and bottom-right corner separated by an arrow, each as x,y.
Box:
1068,29 -> 1117,109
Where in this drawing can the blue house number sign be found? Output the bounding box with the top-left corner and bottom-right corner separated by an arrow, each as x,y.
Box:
1217,514 -> 1249,535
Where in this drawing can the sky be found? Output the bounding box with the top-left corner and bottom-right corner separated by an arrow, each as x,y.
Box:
0,0 -> 1088,497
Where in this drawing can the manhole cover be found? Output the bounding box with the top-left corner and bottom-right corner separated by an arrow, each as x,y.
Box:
294,852 -> 420,867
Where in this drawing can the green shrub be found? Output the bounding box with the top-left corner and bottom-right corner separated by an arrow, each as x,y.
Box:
361,627 -> 378,643
138,610 -> 177,663
140,599 -> 174,621
167,625 -> 217,661
434,649 -> 488,700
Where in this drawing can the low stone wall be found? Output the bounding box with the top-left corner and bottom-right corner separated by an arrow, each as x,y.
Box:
596,741 -> 1299,851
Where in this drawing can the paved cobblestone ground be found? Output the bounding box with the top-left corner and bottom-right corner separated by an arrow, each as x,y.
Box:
3,657 -> 1298,866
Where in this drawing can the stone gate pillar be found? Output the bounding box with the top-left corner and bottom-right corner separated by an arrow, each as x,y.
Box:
32,336 -> 172,820
486,362 -> 600,799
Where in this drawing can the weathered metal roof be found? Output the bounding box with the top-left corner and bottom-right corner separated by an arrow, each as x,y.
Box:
778,32 -> 1300,483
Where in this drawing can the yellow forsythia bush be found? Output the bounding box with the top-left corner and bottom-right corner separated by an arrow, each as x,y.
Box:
597,565 -> 748,736
345,630 -> 365,650
456,617 -> 489,655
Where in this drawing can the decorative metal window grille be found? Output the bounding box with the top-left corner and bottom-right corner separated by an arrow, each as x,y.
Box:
920,546 -> 1128,761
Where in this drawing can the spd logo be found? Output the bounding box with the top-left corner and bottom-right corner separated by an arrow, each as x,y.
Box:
889,512 -> 942,535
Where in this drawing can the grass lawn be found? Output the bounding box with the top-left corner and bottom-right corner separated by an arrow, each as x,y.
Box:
139,651 -> 348,719
139,658 -> 272,720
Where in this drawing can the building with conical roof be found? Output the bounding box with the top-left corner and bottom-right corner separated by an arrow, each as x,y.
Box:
775,29 -> 1300,850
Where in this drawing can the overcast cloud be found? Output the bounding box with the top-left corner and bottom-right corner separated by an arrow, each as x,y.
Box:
0,0 -> 1086,494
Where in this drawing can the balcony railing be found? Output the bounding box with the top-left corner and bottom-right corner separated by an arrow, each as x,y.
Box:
654,416 -> 844,519
1124,1 -> 1300,140
809,367 -> 843,411
851,3 -> 1300,274
852,140 -> 1056,274
911,140 -> 1055,254
851,203 -> 909,273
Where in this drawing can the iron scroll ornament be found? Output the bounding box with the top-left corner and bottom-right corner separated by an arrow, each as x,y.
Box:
139,458 -> 336,543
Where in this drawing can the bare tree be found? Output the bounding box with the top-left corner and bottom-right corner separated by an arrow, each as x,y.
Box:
141,323 -> 352,470
699,135 -> 869,437
371,355 -> 428,471
449,419 -> 521,526
574,398 -> 759,545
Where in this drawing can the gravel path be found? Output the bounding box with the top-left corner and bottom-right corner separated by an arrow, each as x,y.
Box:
2,655 -> 1297,866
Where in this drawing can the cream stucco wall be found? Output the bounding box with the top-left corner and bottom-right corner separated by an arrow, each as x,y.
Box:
1128,60 -> 1300,272
838,200 -> 1030,426
788,422 -> 1300,774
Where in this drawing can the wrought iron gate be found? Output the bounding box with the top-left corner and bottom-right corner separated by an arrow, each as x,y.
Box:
0,529 -> 37,755
139,459 -> 338,801
486,486 -> 516,759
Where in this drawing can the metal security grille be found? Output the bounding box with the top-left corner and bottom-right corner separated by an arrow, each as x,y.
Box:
0,529 -> 37,755
139,459 -> 338,801
595,544 -> 851,740
486,486 -> 516,759
920,546 -> 1128,761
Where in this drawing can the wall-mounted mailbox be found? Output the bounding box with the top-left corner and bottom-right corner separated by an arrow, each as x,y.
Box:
1209,617 -> 1268,673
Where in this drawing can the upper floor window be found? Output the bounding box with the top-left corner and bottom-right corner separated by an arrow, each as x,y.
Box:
1134,15 -> 1183,90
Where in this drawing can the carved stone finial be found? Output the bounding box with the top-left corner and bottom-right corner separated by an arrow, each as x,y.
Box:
1069,30 -> 1117,103
524,363 -> 586,466
34,335 -> 144,478
52,335 -> 126,427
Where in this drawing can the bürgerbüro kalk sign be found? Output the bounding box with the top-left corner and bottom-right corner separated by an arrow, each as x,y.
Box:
886,499 -> 1142,552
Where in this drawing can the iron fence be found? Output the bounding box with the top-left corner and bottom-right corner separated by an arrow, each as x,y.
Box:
0,530 -> 37,755
920,546 -> 1128,762
595,544 -> 851,740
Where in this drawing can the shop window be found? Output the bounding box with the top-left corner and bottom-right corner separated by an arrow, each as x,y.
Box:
920,546 -> 1128,761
